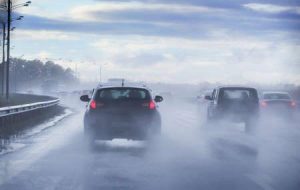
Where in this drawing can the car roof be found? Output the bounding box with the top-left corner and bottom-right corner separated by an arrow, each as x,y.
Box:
216,85 -> 257,90
96,85 -> 151,91
262,91 -> 290,95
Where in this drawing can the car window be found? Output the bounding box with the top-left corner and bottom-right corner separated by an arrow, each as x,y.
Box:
212,89 -> 216,100
95,88 -> 150,101
219,88 -> 258,101
263,93 -> 291,100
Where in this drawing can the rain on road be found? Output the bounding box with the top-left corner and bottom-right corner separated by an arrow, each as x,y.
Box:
0,100 -> 299,190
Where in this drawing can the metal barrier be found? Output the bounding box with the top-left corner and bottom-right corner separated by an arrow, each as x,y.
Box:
0,99 -> 60,117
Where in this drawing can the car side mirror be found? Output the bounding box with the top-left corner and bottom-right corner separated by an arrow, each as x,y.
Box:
205,95 -> 213,101
154,96 -> 163,103
80,95 -> 90,102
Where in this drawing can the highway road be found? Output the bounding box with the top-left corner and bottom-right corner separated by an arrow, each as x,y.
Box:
0,99 -> 299,190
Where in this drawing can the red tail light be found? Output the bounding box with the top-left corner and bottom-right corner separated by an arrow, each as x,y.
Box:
290,101 -> 297,107
149,100 -> 156,110
90,100 -> 97,109
143,101 -> 156,110
260,101 -> 267,107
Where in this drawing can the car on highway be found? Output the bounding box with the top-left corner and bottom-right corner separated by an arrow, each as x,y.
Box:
80,84 -> 163,143
197,90 -> 213,104
205,86 -> 259,132
260,91 -> 297,119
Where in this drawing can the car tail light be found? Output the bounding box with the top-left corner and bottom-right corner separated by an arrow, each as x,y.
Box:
290,101 -> 297,108
142,101 -> 156,110
149,100 -> 156,110
90,100 -> 97,109
260,101 -> 267,107
89,100 -> 104,110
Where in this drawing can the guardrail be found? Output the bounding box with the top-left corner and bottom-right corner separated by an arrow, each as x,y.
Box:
0,99 -> 60,118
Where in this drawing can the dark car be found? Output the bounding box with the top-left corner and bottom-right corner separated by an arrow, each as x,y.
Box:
205,86 -> 259,132
80,86 -> 163,143
260,91 -> 297,119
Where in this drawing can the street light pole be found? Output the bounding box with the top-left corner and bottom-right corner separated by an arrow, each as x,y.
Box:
100,64 -> 102,83
0,1 -> 31,98
14,55 -> 24,92
6,0 -> 11,99
99,63 -> 108,83
1,22 -> 5,96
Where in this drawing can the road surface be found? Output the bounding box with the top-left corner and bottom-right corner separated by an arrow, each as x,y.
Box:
0,100 -> 299,190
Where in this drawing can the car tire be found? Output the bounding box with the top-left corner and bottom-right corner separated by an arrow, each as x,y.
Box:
84,127 -> 96,149
205,110 -> 217,128
245,118 -> 257,134
146,119 -> 161,140
206,111 -> 212,122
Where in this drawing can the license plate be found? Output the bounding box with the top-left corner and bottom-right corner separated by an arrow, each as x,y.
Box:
111,121 -> 131,128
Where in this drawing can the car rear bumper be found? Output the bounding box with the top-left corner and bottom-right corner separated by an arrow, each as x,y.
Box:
260,108 -> 296,118
84,112 -> 161,140
87,126 -> 149,140
214,112 -> 259,123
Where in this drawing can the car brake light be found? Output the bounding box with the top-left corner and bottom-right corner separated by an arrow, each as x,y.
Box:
90,100 -> 97,109
142,101 -> 156,110
149,100 -> 156,110
260,101 -> 267,107
290,101 -> 297,107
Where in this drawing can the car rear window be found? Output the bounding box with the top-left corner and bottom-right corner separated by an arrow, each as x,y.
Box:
263,93 -> 291,100
94,88 -> 150,101
219,88 -> 258,101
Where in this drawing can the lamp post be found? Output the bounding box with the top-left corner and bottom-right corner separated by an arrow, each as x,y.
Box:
0,16 -> 23,96
6,0 -> 11,99
14,54 -> 24,92
0,0 -> 31,99
100,63 -> 108,83
0,21 -> 5,96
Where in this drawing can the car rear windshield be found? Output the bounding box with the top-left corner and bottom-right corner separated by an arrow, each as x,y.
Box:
219,88 -> 258,101
94,88 -> 151,101
263,93 -> 291,100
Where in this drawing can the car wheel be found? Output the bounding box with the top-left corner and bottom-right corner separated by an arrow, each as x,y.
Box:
206,111 -> 212,122
245,118 -> 257,134
84,127 -> 96,148
146,120 -> 161,140
205,110 -> 217,128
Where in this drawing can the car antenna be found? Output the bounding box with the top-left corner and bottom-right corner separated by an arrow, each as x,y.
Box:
122,79 -> 125,87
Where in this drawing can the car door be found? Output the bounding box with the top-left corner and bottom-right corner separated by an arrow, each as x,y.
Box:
208,89 -> 217,118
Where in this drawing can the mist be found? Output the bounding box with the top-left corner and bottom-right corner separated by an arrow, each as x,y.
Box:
1,0 -> 300,189
36,83 -> 298,190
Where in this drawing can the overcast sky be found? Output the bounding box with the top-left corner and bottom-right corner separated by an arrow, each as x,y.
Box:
9,0 -> 300,84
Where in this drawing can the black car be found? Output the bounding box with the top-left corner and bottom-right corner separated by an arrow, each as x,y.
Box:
80,86 -> 163,142
205,86 -> 259,132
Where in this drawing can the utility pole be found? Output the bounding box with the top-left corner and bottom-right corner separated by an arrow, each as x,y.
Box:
14,55 -> 24,92
0,1 -> 31,98
99,64 -> 102,83
1,22 -> 5,96
99,63 -> 108,83
75,62 -> 78,79
6,0 -> 11,99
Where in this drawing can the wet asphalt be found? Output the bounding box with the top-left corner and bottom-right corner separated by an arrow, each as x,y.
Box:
0,100 -> 299,190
